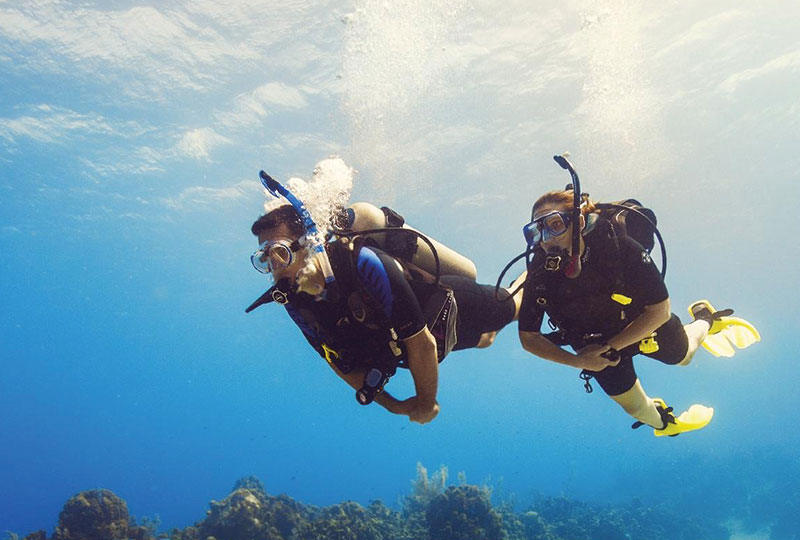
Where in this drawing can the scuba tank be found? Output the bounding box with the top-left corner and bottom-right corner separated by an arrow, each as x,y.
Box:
338,202 -> 478,281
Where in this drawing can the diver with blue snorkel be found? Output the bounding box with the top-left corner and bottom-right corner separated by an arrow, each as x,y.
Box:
247,167 -> 525,424
512,154 -> 761,436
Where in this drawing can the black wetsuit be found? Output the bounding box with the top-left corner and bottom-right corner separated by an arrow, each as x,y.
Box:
284,244 -> 515,374
519,219 -> 688,396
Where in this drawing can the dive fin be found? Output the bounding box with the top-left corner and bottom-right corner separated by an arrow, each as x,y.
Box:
652,398 -> 714,437
717,316 -> 761,349
701,332 -> 736,357
689,299 -> 761,356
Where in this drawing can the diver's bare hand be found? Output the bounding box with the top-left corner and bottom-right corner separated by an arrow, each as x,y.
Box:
399,396 -> 440,424
575,344 -> 620,372
410,402 -> 439,424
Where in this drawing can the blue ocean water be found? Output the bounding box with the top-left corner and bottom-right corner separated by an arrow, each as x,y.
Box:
2,1 -> 799,538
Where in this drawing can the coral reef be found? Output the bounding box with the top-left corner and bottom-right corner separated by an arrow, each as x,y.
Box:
50,489 -> 143,540
529,496 -> 728,540
9,468 -> 736,540
426,485 -> 503,540
294,501 -> 395,540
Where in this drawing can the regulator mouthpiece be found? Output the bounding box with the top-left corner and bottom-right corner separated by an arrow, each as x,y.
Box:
564,254 -> 582,279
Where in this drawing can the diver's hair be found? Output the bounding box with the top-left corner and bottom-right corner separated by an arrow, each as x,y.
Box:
251,205 -> 304,237
532,190 -> 597,217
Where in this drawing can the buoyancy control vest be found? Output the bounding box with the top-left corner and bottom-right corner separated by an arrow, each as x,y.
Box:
594,199 -> 658,254
315,236 -> 458,363
247,202 -> 472,404
246,232 -> 459,405
296,237 -> 460,405
527,199 -> 661,348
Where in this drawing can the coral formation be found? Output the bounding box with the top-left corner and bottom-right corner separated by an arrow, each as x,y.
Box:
8,468 -> 738,540
426,485 -> 503,540
51,489 -> 136,540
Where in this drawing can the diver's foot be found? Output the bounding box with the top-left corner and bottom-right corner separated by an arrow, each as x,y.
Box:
632,398 -> 714,437
509,269 -> 528,292
476,331 -> 497,349
689,299 -> 734,335
507,270 -> 528,320
688,299 -> 761,357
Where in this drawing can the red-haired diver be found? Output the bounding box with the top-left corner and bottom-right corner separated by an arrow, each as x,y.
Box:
515,156 -> 760,437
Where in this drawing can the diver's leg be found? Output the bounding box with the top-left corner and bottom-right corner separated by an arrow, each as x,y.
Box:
610,380 -> 664,428
643,314 -> 701,367
678,319 -> 710,366
475,271 -> 524,347
591,356 -> 665,429
443,276 -> 517,351
505,270 -> 528,320
474,275 -> 523,346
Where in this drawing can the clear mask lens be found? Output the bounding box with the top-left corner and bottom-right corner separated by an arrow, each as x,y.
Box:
523,211 -> 571,246
541,213 -> 568,239
251,241 -> 297,274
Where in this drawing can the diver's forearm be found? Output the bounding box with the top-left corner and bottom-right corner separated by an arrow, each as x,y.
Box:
329,363 -> 365,391
607,299 -> 671,351
404,329 -> 439,406
329,362 -> 404,414
406,350 -> 438,406
374,390 -> 403,414
520,331 -> 580,367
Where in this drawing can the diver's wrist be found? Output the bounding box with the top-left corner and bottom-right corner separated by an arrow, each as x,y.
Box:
601,343 -> 620,360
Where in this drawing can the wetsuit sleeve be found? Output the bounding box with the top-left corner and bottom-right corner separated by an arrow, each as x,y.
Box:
618,235 -> 669,305
356,247 -> 426,340
518,273 -> 546,333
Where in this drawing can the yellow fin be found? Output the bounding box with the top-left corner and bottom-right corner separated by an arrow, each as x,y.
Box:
701,333 -> 736,357
718,317 -> 761,349
690,300 -> 761,356
655,404 -> 714,437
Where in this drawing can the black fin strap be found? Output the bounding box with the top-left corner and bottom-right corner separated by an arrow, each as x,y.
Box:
695,307 -> 734,325
631,404 -> 676,431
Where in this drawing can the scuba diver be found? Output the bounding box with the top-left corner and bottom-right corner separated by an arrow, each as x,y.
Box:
514,155 -> 760,437
247,171 -> 524,424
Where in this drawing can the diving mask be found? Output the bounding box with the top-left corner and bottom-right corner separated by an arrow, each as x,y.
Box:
523,211 -> 572,246
251,239 -> 303,274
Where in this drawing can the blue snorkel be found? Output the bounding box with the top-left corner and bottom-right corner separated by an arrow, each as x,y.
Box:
259,170 -> 336,289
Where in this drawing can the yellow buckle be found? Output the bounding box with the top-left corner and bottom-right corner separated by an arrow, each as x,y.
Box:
639,334 -> 660,354
321,343 -> 340,365
611,293 -> 632,305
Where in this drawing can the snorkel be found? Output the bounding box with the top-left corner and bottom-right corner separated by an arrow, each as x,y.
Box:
259,170 -> 336,296
552,154 -> 583,279
493,154 -> 584,299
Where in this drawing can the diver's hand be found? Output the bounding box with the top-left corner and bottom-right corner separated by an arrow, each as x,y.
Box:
397,396 -> 440,424
575,344 -> 620,372
410,401 -> 439,424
